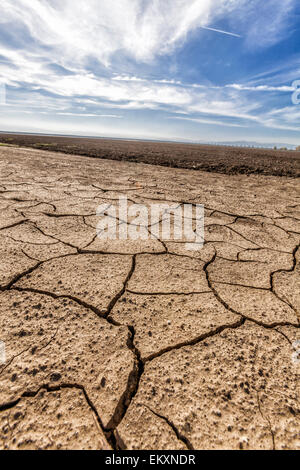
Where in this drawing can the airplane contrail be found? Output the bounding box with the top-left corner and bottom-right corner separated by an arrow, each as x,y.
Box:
201,26 -> 241,38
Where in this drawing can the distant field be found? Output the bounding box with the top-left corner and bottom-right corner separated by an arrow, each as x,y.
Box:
0,133 -> 299,177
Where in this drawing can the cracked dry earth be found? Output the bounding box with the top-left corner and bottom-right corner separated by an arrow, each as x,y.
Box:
0,145 -> 299,451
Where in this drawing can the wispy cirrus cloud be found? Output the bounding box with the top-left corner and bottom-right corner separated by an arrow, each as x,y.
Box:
0,0 -> 239,66
233,0 -> 296,49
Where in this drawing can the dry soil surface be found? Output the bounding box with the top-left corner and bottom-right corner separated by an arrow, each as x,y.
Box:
0,146 -> 299,450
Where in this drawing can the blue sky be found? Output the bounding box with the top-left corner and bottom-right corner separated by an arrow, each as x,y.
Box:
0,0 -> 299,145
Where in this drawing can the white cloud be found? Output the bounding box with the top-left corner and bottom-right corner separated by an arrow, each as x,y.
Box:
112,75 -> 145,82
268,106 -> 300,122
57,112 -> 122,118
170,116 -> 246,128
226,84 -> 294,92
235,0 -> 296,49
0,0 -> 245,67
2,57 -> 299,134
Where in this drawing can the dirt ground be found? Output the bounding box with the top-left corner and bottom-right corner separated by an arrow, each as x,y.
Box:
1,133 -> 300,177
0,145 -> 299,450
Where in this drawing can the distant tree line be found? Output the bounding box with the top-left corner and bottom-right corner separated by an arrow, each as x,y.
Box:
273,146 -> 300,151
